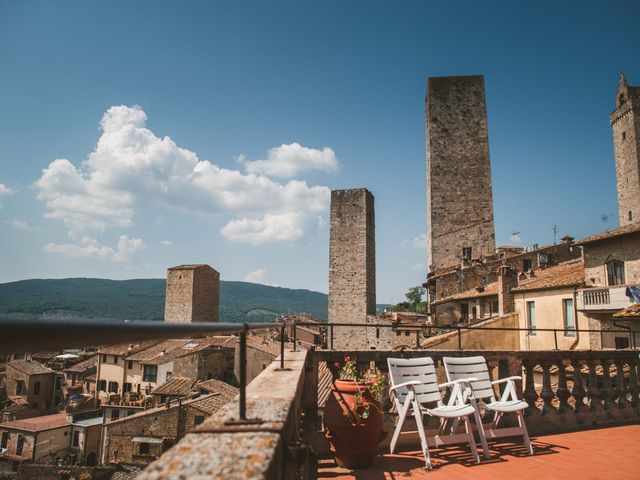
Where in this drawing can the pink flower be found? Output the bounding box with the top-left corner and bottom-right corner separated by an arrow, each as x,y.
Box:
334,362 -> 341,368
344,356 -> 351,362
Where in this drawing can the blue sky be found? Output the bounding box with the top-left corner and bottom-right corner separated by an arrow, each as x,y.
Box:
0,1 -> 638,303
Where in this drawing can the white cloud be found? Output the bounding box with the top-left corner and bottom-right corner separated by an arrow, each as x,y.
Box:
34,105 -> 332,245
160,240 -> 173,246
221,211 -> 316,244
244,268 -> 267,283
244,142 -> 339,178
0,183 -> 13,196
3,220 -> 30,230
402,233 -> 428,249
43,235 -> 144,263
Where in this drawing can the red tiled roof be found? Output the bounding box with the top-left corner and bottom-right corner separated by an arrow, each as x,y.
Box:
0,413 -> 70,432
196,378 -> 238,401
613,304 -> 640,318
432,282 -> 499,306
64,355 -> 98,373
576,222 -> 640,245
512,259 -> 585,292
6,360 -> 54,376
101,341 -> 159,356
151,377 -> 197,397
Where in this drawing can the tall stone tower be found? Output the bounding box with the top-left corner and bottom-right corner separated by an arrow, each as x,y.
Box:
426,75 -> 496,272
328,189 -> 376,349
610,73 -> 640,226
164,264 -> 220,323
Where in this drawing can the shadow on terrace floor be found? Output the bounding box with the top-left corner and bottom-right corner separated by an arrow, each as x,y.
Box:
318,425 -> 640,480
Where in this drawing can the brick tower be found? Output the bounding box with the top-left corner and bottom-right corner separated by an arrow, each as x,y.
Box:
328,189 -> 376,349
164,264 -> 220,323
426,75 -> 496,272
610,73 -> 640,226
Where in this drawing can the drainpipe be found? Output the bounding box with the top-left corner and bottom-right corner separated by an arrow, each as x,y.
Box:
95,350 -> 102,409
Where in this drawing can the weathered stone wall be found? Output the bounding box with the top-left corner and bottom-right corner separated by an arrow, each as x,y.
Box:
172,348 -> 235,383
610,75 -> 640,226
4,367 -> 55,412
234,344 -> 277,384
422,313 -> 520,350
164,265 -> 220,323
328,189 -> 376,350
426,75 -> 495,271
583,232 -> 640,286
0,430 -> 35,461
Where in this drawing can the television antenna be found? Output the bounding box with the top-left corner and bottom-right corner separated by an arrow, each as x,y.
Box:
552,224 -> 560,244
601,213 -> 613,231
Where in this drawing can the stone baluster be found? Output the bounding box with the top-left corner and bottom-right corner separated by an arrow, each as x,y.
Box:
522,359 -> 539,417
628,355 -> 640,408
556,360 -> 571,414
600,359 -> 613,412
571,359 -> 586,415
614,359 -> 627,411
539,360 -> 555,416
587,359 -> 603,414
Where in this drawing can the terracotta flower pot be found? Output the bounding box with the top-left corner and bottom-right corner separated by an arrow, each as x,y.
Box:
323,378 -> 386,469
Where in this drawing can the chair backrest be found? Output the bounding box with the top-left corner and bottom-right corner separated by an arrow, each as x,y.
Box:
442,356 -> 496,402
387,357 -> 442,406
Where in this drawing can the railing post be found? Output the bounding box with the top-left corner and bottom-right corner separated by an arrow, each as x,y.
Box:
457,327 -> 462,350
553,329 -> 559,350
415,330 -> 420,349
292,320 -> 297,352
239,326 -> 248,420
329,324 -> 334,351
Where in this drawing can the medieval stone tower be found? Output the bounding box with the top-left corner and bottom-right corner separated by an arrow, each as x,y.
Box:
164,264 -> 220,323
610,74 -> 640,226
426,75 -> 496,272
328,189 -> 376,349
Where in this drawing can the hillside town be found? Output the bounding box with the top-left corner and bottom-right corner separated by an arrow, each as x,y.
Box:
1,72 -> 639,479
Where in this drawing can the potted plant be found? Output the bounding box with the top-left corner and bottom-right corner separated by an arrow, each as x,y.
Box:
323,356 -> 387,469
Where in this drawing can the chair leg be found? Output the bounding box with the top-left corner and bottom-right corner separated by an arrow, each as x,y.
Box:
390,397 -> 411,454
517,410 -> 534,455
413,401 -> 432,470
463,416 -> 480,464
471,402 -> 490,460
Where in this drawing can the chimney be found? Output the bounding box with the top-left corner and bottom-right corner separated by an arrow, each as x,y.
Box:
498,265 -> 516,315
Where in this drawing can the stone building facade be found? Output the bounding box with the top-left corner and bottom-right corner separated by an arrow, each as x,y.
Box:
610,74 -> 640,226
328,189 -> 376,349
426,75 -> 496,272
4,361 -> 57,413
164,264 -> 220,323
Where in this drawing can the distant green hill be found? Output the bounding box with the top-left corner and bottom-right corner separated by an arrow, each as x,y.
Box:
0,278 -> 328,323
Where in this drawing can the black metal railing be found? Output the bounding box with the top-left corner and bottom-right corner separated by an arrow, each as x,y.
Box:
288,320 -> 640,351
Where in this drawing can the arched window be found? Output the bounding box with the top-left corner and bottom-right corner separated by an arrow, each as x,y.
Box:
629,211 -> 633,222
619,93 -> 625,105
606,260 -> 625,286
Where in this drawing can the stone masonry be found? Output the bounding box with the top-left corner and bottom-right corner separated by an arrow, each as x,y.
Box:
328,189 -> 376,349
426,75 -> 496,272
164,265 -> 220,323
610,74 -> 640,226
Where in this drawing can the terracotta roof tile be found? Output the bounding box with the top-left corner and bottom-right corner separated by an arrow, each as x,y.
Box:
432,282 -> 499,305
0,412 -> 70,432
196,379 -> 238,401
64,355 -> 98,373
576,222 -> 640,245
6,360 -> 54,376
613,304 -> 640,318
512,259 -> 585,292
151,377 -> 197,397
100,341 -> 159,356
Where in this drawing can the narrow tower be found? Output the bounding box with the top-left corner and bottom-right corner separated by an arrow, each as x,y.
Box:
164,264 -> 220,323
426,75 -> 496,272
328,189 -> 376,349
610,73 -> 640,226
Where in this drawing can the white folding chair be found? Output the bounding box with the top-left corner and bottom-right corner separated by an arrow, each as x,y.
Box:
443,355 -> 533,459
387,357 -> 480,470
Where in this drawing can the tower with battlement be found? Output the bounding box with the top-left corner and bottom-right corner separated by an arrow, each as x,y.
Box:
164,264 -> 220,323
426,75 -> 496,272
328,189 -> 376,349
611,74 -> 640,226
